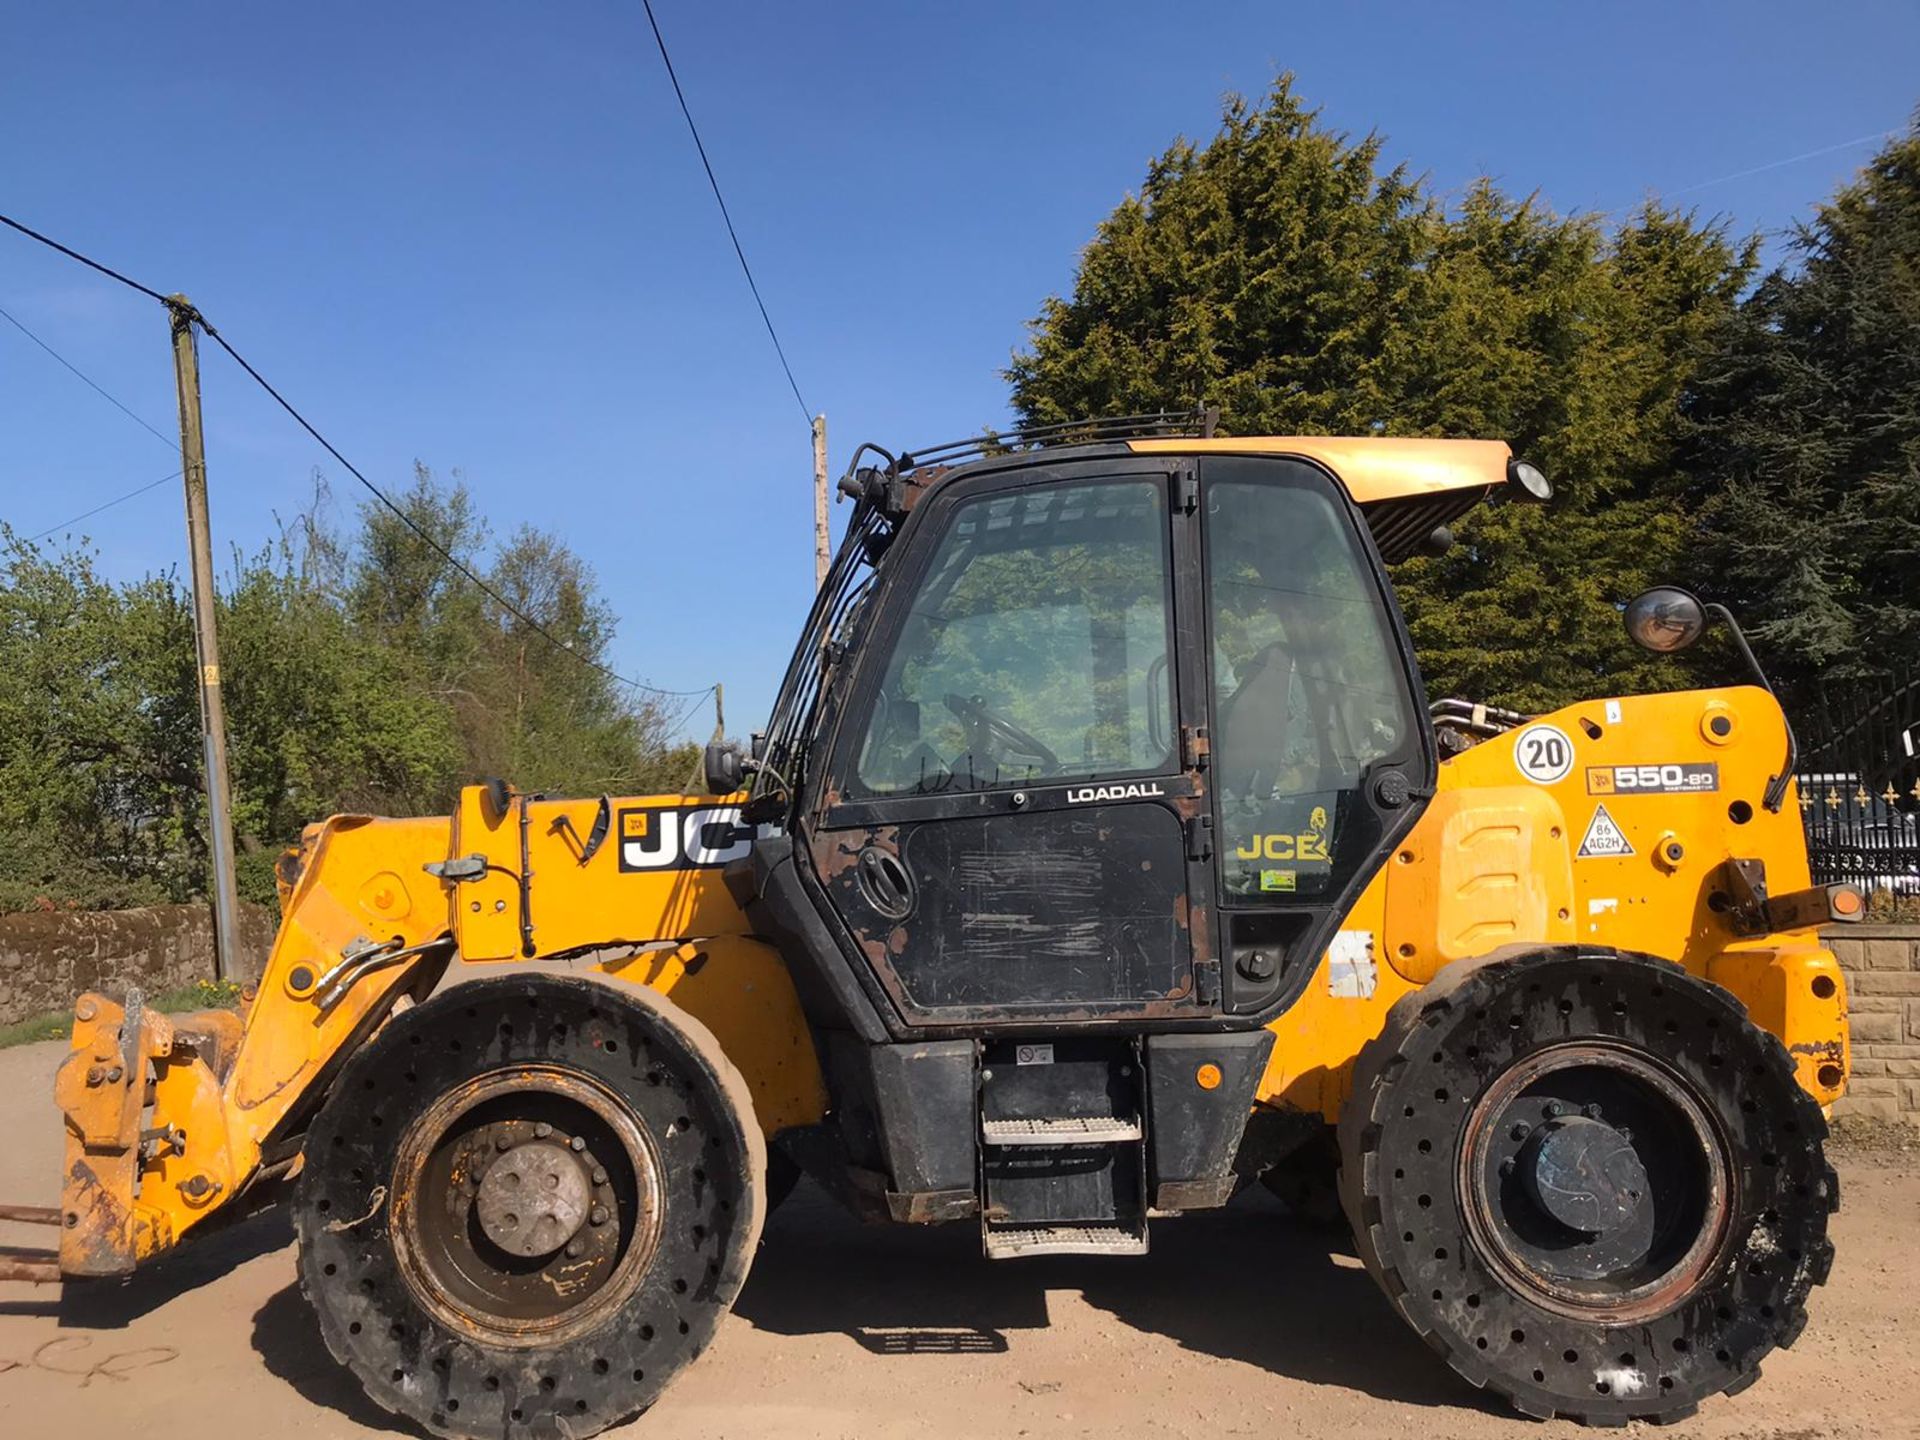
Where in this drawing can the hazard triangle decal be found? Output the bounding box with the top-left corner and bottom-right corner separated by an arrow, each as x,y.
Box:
1577,803 -> 1634,858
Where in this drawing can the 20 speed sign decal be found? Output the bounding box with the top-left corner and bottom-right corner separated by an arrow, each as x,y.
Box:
1512,723 -> 1575,784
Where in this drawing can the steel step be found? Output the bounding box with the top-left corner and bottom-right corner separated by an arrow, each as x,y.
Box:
982,1222 -> 1148,1259
981,1115 -> 1143,1146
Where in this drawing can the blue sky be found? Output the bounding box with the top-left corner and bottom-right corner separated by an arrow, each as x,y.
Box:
4,2 -> 1917,739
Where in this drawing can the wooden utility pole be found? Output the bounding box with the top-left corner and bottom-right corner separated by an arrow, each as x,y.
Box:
168,296 -> 240,983
812,412 -> 830,590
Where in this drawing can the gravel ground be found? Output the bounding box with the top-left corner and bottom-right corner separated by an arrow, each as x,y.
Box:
1,1037 -> 1915,1440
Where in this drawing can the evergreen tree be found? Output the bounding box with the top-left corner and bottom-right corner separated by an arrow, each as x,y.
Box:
1008,77 -> 1755,711
1685,119 -> 1920,692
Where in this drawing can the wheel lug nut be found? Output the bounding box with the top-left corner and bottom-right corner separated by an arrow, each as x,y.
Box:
570,1135 -> 587,1153
1499,1158 -> 1516,1178
495,1133 -> 513,1151
534,1122 -> 553,1139
565,1239 -> 584,1258
589,1205 -> 609,1227
591,1167 -> 609,1186
1510,1123 -> 1530,1141
1616,1126 -> 1633,1143
1582,1103 -> 1602,1119
1543,1101 -> 1564,1118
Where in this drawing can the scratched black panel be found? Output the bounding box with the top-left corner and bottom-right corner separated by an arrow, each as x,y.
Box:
892,803 -> 1187,1009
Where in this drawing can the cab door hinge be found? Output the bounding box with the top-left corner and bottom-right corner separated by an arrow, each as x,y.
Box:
425,853 -> 488,883
1182,724 -> 1211,771
1194,956 -> 1221,1006
1185,813 -> 1214,862
1175,469 -> 1200,514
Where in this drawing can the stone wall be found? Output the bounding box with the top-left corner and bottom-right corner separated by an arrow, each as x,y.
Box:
1826,924 -> 1920,1124
0,904 -> 273,1026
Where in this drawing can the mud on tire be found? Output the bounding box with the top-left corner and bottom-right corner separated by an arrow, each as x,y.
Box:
1338,947 -> 1836,1426
294,974 -> 765,1440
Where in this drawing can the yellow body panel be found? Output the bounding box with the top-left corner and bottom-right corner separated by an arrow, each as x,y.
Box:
1127,434 -> 1511,504
452,790 -> 757,960
1251,685 -> 1850,1122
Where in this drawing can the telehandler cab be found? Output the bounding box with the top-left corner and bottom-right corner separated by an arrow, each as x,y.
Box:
3,415 -> 1854,1435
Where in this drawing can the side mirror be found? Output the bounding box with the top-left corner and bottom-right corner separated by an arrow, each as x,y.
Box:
1624,586 -> 1708,654
703,740 -> 746,795
1506,458 -> 1553,502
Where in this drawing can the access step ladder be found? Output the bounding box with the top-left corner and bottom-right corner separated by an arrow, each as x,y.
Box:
978,1038 -> 1149,1259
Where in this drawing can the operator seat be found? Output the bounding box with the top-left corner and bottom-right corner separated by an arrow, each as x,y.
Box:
1215,640 -> 1292,803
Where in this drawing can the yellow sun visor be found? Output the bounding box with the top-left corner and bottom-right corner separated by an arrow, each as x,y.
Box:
1128,435 -> 1517,560
1125,435 -> 1514,506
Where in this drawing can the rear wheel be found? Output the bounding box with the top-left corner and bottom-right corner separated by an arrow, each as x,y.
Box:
1339,947 -> 1835,1425
295,974 -> 765,1440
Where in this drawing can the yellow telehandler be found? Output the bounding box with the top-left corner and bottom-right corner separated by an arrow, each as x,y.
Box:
1,415 -> 1855,1436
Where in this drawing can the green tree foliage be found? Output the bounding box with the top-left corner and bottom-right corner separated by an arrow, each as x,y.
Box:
1684,120 -> 1920,693
0,468 -> 697,913
1008,77 -> 1758,711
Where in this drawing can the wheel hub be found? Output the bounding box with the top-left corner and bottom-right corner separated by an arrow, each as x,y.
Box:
1519,1115 -> 1649,1235
388,1065 -> 665,1347
1460,1039 -> 1732,1320
474,1138 -> 593,1258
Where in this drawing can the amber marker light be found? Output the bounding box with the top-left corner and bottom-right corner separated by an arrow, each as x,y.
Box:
1196,1063 -> 1223,1090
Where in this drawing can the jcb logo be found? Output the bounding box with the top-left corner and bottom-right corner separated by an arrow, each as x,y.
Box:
1235,806 -> 1331,863
618,805 -> 765,872
1236,832 -> 1331,862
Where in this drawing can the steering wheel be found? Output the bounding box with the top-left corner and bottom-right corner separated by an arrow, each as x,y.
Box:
943,692 -> 1060,774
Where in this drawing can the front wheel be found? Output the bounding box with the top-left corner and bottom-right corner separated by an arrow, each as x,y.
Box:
1339,947 -> 1835,1426
295,974 -> 765,1440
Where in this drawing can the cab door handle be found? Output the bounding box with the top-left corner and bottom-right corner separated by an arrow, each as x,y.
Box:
857,846 -> 914,919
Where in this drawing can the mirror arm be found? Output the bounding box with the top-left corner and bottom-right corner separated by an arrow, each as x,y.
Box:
1704,602 -> 1796,813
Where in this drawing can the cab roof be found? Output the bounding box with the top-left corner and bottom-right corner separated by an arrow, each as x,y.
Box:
867,422 -> 1517,562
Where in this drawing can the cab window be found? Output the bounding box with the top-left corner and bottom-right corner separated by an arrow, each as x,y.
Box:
855,479 -> 1174,795
1206,469 -> 1413,900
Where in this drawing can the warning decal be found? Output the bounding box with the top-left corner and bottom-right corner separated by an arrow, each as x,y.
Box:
1577,804 -> 1635,859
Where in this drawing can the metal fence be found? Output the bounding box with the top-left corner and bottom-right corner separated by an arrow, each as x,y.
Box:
1792,668 -> 1920,893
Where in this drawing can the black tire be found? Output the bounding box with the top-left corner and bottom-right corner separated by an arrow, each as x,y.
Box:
1338,947 -> 1836,1426
295,974 -> 766,1440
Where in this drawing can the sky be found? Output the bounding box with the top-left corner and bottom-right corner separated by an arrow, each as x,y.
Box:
4,2 -> 1918,740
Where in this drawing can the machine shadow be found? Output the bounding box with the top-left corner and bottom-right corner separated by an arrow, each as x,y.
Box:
252,1280 -> 417,1435
736,1182 -> 1500,1413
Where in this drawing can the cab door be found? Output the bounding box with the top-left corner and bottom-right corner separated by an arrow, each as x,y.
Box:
1196,455 -> 1433,1014
805,461 -> 1215,1026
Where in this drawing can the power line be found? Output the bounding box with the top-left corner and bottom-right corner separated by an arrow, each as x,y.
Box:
639,0 -> 812,426
201,322 -> 721,700
25,469 -> 180,543
1596,127 -> 1902,220
0,301 -> 175,447
0,210 -> 712,704
1663,129 -> 1901,201
0,213 -> 169,304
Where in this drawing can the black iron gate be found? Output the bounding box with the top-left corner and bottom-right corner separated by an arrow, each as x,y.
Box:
1793,668 -> 1920,893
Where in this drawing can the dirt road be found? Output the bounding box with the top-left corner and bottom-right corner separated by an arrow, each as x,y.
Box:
1,1037 -> 1914,1440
